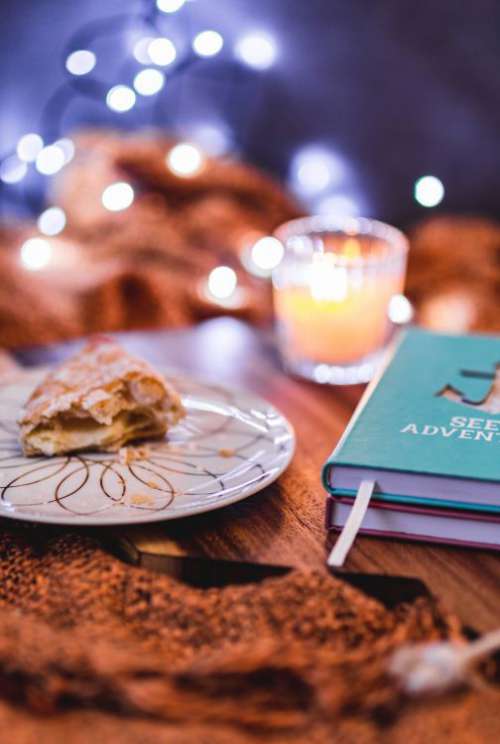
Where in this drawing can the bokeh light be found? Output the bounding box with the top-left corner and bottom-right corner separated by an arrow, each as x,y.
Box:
17,133 -> 44,163
235,32 -> 277,69
388,294 -> 414,324
133,37 -> 154,64
133,68 -> 165,96
102,182 -> 135,211
54,138 -> 75,164
65,49 -> 96,76
148,37 -> 177,66
290,145 -> 345,197
156,0 -> 185,12
20,238 -> 52,270
0,155 -> 28,184
414,175 -> 445,207
193,30 -> 224,57
106,85 -> 136,112
250,236 -> 284,274
37,207 -> 67,236
189,123 -> 231,156
35,145 -> 66,175
207,266 -> 238,300
166,142 -> 204,177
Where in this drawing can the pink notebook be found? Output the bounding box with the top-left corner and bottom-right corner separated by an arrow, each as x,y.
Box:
326,496 -> 500,550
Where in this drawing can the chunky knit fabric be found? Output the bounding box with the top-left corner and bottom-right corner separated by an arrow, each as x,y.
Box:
0,526 -> 498,742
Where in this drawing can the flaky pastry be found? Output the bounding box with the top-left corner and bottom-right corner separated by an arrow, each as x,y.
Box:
19,337 -> 185,456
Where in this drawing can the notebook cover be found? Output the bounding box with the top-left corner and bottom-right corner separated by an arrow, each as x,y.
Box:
325,495 -> 500,550
325,494 -> 500,528
323,328 -> 500,495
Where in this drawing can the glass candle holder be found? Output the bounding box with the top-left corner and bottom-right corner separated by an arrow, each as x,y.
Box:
272,216 -> 409,384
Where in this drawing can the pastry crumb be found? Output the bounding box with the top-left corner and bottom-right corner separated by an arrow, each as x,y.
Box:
147,479 -> 160,488
218,448 -> 235,458
119,445 -> 151,464
130,493 -> 154,506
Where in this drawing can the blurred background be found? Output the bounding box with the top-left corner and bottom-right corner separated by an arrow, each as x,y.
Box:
0,0 -> 498,348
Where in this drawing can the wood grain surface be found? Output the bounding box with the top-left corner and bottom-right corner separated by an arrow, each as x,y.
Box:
15,318 -> 500,632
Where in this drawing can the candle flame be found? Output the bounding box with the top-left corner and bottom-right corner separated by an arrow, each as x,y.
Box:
310,254 -> 348,302
342,238 -> 361,259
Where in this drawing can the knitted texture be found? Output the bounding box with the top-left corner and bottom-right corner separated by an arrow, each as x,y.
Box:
0,527 -> 498,742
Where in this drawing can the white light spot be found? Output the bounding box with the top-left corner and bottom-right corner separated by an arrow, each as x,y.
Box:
388,294 -> 414,325
37,207 -> 67,236
188,123 -> 230,156
65,49 -> 96,76
317,194 -> 359,217
298,161 -> 330,192
148,37 -> 177,66
251,236 -> 284,272
0,155 -> 28,184
54,138 -> 75,164
193,30 -> 224,57
414,175 -> 444,207
166,142 -> 204,177
35,145 -> 65,176
207,266 -> 237,300
235,32 -> 277,70
156,0 -> 185,12
106,85 -> 136,112
290,146 -> 344,197
21,238 -> 52,270
102,182 -> 135,212
16,133 -> 44,163
133,37 -> 154,64
133,68 -> 165,96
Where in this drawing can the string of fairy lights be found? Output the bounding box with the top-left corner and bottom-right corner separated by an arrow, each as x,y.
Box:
0,0 -> 445,304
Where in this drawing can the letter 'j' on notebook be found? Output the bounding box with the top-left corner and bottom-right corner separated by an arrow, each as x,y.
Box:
323,328 -> 500,557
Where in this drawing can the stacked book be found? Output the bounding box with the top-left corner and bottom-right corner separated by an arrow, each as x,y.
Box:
323,329 -> 500,550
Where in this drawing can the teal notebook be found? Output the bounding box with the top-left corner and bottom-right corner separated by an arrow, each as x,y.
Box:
323,328 -> 500,513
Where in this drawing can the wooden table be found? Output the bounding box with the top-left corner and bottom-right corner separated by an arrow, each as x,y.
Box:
16,318 -> 500,632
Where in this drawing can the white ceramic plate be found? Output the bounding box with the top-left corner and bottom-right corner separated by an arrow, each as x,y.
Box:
0,369 -> 294,526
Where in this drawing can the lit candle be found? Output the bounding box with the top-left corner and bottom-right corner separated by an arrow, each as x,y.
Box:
272,217 -> 409,384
